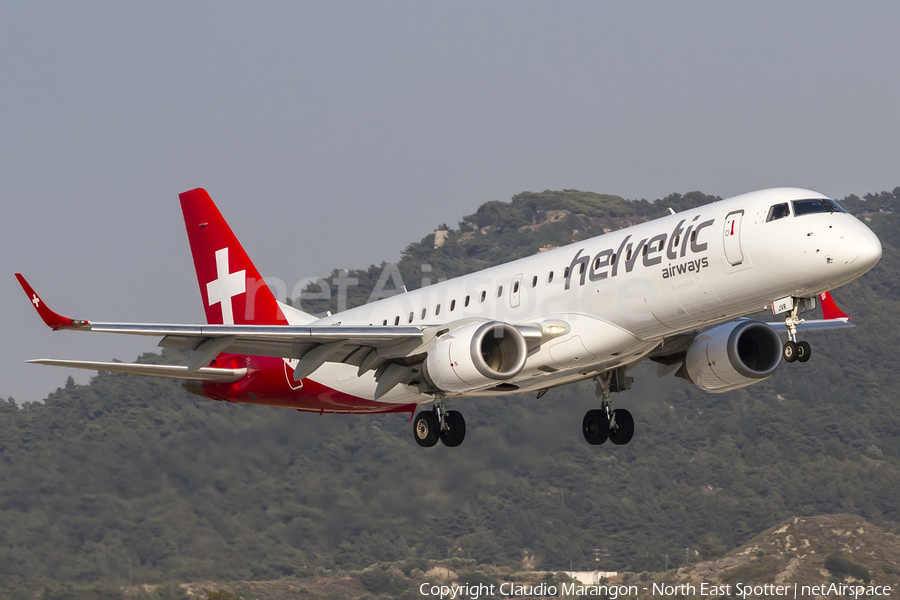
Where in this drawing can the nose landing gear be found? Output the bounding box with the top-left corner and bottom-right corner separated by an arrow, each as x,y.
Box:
783,304 -> 812,363
782,339 -> 811,363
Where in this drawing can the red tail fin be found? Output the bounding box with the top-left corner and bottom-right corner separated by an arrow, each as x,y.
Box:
819,291 -> 850,321
179,189 -> 286,325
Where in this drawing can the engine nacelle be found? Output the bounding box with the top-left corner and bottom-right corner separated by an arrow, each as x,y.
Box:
424,321 -> 528,394
683,320 -> 783,393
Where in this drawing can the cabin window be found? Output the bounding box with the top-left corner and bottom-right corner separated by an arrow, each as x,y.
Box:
421,308 -> 427,320
690,232 -> 696,242
625,248 -> 632,261
548,271 -> 554,283
579,262 -> 585,274
450,299 -> 456,311
435,304 -> 441,316
531,275 -> 537,287
382,319 -> 387,326
394,316 -> 400,326
513,281 -> 519,293
408,312 -> 414,323
480,291 -> 487,302
611,253 -> 617,264
465,295 -> 470,307
767,203 -> 791,222
594,256 -> 601,269
564,267 -> 570,278
497,286 -> 503,297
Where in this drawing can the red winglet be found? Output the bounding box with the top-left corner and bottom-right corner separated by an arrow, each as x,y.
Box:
14,273 -> 90,330
819,291 -> 850,321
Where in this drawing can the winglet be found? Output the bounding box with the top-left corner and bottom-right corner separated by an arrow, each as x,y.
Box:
819,291 -> 850,321
15,274 -> 91,330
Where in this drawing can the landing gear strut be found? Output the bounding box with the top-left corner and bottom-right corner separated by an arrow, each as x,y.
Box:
413,399 -> 466,448
783,303 -> 812,363
583,368 -> 634,446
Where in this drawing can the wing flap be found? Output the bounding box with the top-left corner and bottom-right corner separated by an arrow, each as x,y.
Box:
25,359 -> 247,382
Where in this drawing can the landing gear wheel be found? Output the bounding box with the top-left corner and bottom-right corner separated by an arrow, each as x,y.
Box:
440,410 -> 466,447
783,341 -> 798,363
582,409 -> 609,445
413,411 -> 439,447
608,408 -> 634,445
797,341 -> 812,363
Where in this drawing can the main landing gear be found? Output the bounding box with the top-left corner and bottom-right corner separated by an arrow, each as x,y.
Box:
413,399 -> 466,448
782,304 -> 812,364
583,368 -> 634,446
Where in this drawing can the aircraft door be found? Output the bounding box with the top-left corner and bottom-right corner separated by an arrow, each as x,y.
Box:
510,273 -> 523,308
724,210 -> 744,266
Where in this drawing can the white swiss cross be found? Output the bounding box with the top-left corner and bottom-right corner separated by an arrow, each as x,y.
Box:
206,248 -> 246,325
31,294 -> 41,308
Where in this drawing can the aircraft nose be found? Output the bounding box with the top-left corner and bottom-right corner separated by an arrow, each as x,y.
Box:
850,219 -> 882,273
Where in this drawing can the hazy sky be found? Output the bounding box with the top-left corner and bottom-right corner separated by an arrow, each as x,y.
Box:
2,2 -> 899,403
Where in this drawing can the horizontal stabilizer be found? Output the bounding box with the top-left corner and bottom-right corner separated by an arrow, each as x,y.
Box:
25,359 -> 247,382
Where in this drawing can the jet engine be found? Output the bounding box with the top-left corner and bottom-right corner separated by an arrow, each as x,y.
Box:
682,319 -> 783,392
424,321 -> 528,394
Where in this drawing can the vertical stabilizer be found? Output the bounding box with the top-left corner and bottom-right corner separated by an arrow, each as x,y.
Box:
179,188 -> 286,325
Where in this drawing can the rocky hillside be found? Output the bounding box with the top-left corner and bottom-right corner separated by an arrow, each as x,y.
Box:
661,514 -> 900,593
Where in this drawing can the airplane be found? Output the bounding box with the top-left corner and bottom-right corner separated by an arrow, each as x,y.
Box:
16,187 -> 882,448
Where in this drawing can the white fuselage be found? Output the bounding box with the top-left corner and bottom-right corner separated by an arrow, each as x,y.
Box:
300,188 -> 882,403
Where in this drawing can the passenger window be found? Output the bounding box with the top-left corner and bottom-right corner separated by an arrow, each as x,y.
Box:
531,276 -> 537,287
421,308 -> 427,320
435,304 -> 441,316
394,316 -> 400,326
480,291 -> 486,302
450,299 -> 456,311
564,267 -> 570,278
767,203 -> 791,222
382,319 -> 387,326
464,296 -> 470,307
408,312 -> 414,323
548,271 -> 554,283
513,281 -> 519,293
497,286 -> 503,297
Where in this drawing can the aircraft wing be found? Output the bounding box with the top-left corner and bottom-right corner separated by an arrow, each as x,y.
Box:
17,273 -> 426,378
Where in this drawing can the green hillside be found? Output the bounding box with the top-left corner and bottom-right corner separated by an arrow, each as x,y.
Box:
2,188 -> 899,595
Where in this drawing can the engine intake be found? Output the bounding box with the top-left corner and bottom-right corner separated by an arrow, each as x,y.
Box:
683,319 -> 783,392
425,321 -> 528,394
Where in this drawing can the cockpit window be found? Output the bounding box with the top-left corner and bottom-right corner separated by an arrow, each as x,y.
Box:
766,203 -> 790,222
792,198 -> 848,216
